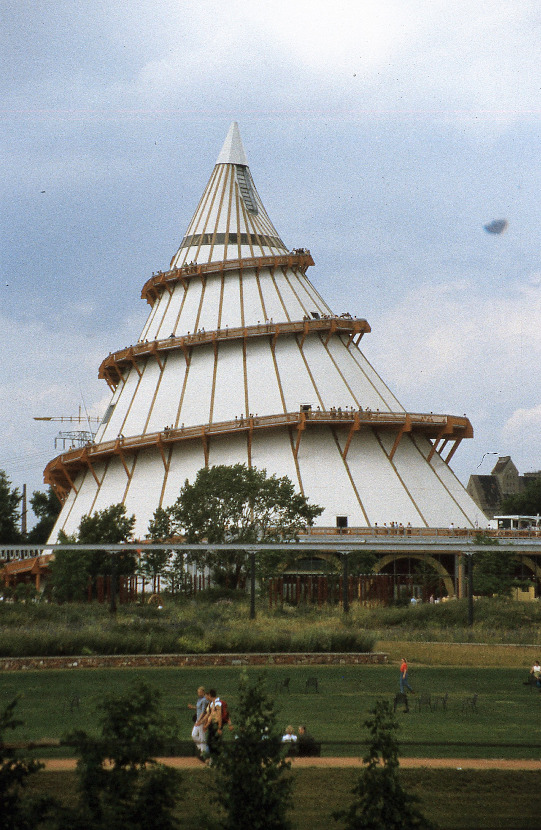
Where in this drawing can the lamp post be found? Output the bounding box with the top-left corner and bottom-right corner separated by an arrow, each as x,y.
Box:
467,553 -> 474,627
249,550 -> 256,620
342,551 -> 350,614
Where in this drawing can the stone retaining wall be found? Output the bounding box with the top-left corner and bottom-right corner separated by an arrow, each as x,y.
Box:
0,652 -> 387,671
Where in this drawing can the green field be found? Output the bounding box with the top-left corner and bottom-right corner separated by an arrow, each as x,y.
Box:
2,663 -> 540,759
24,768 -> 541,830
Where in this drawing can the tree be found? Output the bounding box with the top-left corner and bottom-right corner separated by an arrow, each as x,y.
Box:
59,681 -> 182,830
212,671 -> 293,830
501,476 -> 541,517
0,697 -> 53,830
79,503 -> 137,581
49,505 -> 136,603
165,464 -> 323,588
141,508 -> 175,592
472,534 -> 515,597
333,700 -> 434,830
27,487 -> 61,544
0,470 -> 22,544
49,532 -> 91,602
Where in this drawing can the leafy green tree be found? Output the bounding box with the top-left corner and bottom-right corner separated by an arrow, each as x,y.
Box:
49,505 -> 136,603
79,503 -> 137,581
49,532 -> 91,603
212,671 -> 293,830
472,533 -> 515,597
501,475 -> 541,516
165,464 -> 323,588
333,700 -> 435,830
0,470 -> 22,544
0,697 -> 53,830
59,681 -> 182,830
141,508 -> 175,591
27,487 -> 61,543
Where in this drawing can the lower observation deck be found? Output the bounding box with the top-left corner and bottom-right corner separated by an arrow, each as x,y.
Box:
44,409 -> 473,501
99,317 -> 371,390
141,251 -> 315,305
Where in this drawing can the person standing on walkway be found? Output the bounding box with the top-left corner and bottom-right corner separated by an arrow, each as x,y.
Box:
400,657 -> 414,693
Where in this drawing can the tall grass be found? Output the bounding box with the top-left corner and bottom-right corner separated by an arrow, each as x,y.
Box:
0,596 -> 538,657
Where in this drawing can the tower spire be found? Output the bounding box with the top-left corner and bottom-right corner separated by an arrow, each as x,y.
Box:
216,121 -> 249,166
169,122 -> 287,268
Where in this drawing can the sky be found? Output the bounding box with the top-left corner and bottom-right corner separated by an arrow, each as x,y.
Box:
2,1 -> 541,526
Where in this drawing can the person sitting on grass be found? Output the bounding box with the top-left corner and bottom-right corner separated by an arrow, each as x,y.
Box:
529,659 -> 541,688
297,724 -> 318,756
281,725 -> 297,743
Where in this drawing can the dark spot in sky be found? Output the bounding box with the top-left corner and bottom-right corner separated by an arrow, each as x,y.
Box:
484,219 -> 508,235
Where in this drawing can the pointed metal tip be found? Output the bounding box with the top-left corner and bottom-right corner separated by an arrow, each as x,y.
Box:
216,122 -> 249,166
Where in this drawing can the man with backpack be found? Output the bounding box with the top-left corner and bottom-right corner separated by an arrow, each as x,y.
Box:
203,688 -> 231,763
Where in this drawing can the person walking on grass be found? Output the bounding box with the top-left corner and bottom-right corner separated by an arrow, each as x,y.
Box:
399,657 -> 414,694
203,688 -> 223,764
189,685 -> 208,758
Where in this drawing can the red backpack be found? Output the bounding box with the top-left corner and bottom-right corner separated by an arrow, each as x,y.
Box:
220,698 -> 230,725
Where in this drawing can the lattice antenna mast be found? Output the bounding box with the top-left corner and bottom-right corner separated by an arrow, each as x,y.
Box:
34,406 -> 102,450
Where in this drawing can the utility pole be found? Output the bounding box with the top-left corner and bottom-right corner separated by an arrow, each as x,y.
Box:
21,484 -> 27,537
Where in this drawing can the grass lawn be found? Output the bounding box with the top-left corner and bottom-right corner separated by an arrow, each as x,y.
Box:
25,768 -> 541,829
2,662 -> 540,759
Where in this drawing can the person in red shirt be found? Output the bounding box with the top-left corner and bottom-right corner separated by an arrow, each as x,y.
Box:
399,657 -> 414,694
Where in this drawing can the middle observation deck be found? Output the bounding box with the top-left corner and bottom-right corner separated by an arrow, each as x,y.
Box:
99,316 -> 371,390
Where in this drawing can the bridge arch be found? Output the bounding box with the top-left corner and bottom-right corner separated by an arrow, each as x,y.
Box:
373,553 -> 456,598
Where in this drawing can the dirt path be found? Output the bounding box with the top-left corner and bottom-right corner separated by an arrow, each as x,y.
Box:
39,757 -> 541,772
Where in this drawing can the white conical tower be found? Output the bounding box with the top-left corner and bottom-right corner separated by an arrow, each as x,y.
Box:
45,124 -> 482,540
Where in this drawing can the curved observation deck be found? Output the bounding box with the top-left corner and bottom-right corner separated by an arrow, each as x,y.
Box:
141,250 -> 315,305
44,409 -> 473,502
99,317 -> 371,390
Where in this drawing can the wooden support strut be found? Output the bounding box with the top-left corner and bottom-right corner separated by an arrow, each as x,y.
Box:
113,439 -> 131,479
127,347 -> 142,378
156,435 -> 169,471
427,424 -> 450,463
445,438 -> 462,464
201,428 -> 209,466
388,415 -> 412,461
82,449 -> 100,487
342,412 -> 361,459
149,343 -> 164,371
293,412 -> 306,459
